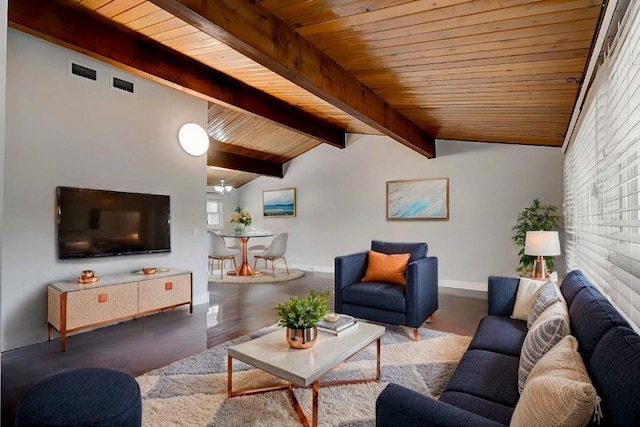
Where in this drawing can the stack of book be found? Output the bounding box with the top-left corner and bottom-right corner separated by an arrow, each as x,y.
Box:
317,314 -> 358,335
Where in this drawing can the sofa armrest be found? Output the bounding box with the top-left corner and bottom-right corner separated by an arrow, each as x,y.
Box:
487,276 -> 520,316
405,256 -> 438,327
376,384 -> 505,427
334,251 -> 368,312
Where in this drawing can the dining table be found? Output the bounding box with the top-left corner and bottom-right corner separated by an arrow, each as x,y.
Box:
218,231 -> 273,276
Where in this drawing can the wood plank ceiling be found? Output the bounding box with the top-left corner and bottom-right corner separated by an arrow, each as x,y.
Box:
9,0 -> 606,187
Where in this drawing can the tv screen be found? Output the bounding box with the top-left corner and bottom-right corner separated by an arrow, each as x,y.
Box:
57,187 -> 171,259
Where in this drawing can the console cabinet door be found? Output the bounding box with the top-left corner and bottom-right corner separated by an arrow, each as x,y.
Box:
138,274 -> 191,312
66,283 -> 139,330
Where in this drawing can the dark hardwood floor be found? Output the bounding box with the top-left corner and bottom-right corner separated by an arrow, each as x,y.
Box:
1,272 -> 486,425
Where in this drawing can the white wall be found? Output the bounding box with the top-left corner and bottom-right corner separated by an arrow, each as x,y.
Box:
238,135 -> 564,290
1,0 -> 8,354
1,30 -> 209,351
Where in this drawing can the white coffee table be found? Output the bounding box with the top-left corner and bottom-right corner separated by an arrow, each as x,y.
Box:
227,322 -> 385,427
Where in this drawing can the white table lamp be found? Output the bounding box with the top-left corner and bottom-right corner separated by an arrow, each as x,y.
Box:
524,231 -> 561,279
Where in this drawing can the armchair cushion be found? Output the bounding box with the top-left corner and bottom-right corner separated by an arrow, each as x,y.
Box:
342,282 -> 406,313
362,250 -> 410,285
371,240 -> 427,262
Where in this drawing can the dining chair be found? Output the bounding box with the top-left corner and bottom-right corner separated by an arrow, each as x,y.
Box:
252,233 -> 289,277
208,232 -> 240,279
225,237 -> 241,251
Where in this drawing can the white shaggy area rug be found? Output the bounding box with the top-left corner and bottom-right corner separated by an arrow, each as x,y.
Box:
137,325 -> 471,426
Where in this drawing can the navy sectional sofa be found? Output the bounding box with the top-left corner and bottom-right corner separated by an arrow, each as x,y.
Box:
376,270 -> 640,426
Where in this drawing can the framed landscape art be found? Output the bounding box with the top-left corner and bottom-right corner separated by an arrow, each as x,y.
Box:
263,188 -> 296,217
387,178 -> 449,220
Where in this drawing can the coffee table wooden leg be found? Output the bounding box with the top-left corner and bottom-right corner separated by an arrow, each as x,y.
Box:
227,356 -> 233,398
288,384 -> 310,427
376,337 -> 381,380
312,381 -> 319,427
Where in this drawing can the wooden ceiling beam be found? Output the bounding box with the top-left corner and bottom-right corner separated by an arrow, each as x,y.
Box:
207,148 -> 283,178
149,0 -> 436,158
8,0 -> 346,149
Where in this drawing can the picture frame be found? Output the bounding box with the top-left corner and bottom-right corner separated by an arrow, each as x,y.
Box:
387,178 -> 449,220
263,188 -> 296,217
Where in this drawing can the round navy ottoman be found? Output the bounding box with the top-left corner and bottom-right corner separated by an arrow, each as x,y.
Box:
15,368 -> 142,427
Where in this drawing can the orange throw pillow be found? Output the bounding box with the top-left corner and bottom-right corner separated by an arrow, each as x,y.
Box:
361,250 -> 411,285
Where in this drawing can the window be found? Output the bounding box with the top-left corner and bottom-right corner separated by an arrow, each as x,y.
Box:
564,1 -> 640,328
207,196 -> 223,229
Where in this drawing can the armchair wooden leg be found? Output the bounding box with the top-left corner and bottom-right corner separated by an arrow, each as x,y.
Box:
282,256 -> 290,275
220,259 -> 224,279
413,328 -> 419,342
271,258 -> 275,277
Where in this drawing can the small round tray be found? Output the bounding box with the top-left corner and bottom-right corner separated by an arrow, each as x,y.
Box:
323,313 -> 340,322
77,276 -> 100,284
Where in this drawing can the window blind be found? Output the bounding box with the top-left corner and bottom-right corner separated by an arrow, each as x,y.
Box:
564,0 -> 640,328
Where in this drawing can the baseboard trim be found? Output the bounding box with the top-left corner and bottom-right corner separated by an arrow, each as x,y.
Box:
439,279 -> 487,293
288,265 -> 487,293
193,294 -> 208,306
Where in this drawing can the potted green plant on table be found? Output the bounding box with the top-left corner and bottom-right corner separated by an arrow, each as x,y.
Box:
275,290 -> 330,349
512,199 -> 560,276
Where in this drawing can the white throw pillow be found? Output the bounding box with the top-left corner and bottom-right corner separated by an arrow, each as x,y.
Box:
511,272 -> 559,321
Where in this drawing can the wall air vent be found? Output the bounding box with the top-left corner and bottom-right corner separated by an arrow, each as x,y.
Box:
70,62 -> 97,81
112,76 -> 134,93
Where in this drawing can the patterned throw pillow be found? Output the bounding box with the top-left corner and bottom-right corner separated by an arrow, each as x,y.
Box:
511,272 -> 559,321
512,336 -> 597,427
518,314 -> 570,392
527,281 -> 561,328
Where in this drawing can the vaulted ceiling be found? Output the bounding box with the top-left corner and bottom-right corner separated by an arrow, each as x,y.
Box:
9,0 -> 609,187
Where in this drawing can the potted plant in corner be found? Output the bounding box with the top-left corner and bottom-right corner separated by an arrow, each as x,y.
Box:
275,290 -> 330,349
512,199 -> 560,276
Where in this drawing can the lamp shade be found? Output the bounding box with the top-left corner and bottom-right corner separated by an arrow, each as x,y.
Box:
178,123 -> 209,156
524,231 -> 561,256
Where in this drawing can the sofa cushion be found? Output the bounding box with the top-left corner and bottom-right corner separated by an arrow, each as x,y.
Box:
527,281 -> 561,328
569,286 -> 629,367
589,327 -> 640,427
371,240 -> 427,262
560,270 -> 593,308
341,281 -> 405,312
511,274 -> 557,321
361,250 -> 410,285
439,391 -> 514,426
518,313 -> 569,392
512,335 -> 597,427
444,349 -> 520,408
467,316 -> 528,357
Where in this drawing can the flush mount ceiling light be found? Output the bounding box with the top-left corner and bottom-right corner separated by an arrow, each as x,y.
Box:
178,123 -> 209,156
213,178 -> 233,194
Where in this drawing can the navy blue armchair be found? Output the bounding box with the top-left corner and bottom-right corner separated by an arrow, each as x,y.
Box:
334,241 -> 438,341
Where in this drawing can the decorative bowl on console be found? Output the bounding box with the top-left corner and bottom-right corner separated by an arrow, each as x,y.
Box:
142,267 -> 157,275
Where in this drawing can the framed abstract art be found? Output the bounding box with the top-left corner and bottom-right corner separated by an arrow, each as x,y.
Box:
387,178 -> 449,220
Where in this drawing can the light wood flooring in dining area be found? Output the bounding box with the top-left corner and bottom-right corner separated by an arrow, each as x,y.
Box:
1,272 -> 486,425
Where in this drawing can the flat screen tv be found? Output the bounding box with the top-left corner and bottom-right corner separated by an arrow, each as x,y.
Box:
57,187 -> 171,259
